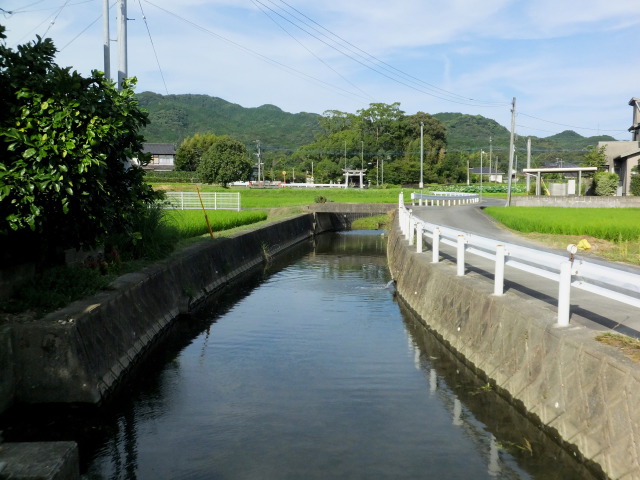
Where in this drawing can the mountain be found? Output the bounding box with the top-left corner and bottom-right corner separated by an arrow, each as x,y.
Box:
136,92 -> 322,149
136,93 -> 616,163
433,112 -> 616,157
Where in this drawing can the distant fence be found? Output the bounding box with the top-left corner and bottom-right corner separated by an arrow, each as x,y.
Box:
163,192 -> 240,211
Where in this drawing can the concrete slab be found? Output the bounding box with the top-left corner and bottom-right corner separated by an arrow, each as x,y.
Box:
0,441 -> 79,480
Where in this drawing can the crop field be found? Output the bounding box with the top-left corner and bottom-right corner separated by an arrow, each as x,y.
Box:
152,184 -> 509,208
164,209 -> 268,238
484,207 -> 640,242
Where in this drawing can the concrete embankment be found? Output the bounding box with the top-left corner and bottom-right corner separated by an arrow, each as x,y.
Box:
387,210 -> 640,480
1,204 -> 394,411
1,212 -> 341,410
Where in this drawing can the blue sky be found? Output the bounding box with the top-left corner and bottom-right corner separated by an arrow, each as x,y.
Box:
2,0 -> 639,141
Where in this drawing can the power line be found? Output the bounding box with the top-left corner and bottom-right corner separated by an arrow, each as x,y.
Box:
251,0 -> 373,102
271,0 -> 508,108
142,0 -> 372,103
518,112 -> 628,134
137,0 -> 169,94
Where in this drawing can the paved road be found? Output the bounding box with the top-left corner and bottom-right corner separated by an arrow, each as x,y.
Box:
407,199 -> 640,338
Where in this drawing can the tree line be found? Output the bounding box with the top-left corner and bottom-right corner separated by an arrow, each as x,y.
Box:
174,102 -> 471,186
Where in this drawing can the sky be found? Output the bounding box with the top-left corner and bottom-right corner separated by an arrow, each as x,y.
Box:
2,0 -> 639,142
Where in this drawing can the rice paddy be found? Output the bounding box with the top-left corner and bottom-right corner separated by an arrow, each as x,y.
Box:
484,207 -> 640,242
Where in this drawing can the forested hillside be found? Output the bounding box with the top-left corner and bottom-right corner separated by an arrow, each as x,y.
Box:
433,112 -> 615,165
137,92 -> 321,149
138,93 -> 617,184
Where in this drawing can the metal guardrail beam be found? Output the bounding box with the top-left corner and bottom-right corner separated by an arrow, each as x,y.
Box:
398,193 -> 640,325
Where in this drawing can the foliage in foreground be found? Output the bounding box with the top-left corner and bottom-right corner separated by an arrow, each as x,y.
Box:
0,25 -> 160,267
1,208 -> 267,318
484,207 -> 640,242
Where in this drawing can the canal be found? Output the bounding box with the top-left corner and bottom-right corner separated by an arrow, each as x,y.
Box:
3,231 -> 596,479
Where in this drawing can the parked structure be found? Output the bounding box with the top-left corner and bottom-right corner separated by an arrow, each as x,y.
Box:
597,97 -> 640,195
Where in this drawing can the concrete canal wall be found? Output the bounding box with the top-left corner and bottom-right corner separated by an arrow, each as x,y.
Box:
387,211 -> 640,480
0,204 -> 395,412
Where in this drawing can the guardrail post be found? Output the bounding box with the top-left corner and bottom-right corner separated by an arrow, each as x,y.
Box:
416,223 -> 423,253
398,193 -> 404,209
494,245 -> 505,295
406,210 -> 413,241
557,261 -> 572,326
457,235 -> 466,276
409,216 -> 415,246
432,228 -> 440,263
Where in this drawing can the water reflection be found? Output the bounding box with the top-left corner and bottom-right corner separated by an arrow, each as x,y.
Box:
399,299 -> 596,480
0,231 -> 598,479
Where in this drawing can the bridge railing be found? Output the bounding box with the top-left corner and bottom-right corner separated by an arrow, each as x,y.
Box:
163,192 -> 240,211
410,192 -> 479,206
398,193 -> 640,326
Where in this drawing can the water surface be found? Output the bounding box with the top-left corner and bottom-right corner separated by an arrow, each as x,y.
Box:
36,231 -> 596,479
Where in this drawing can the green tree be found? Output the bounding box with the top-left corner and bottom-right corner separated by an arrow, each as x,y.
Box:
581,145 -> 607,175
196,136 -> 252,187
314,159 -> 342,184
175,132 -> 220,171
0,25 -> 160,265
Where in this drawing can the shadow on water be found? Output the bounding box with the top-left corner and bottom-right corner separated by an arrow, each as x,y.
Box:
0,237 -> 318,468
397,298 -> 600,480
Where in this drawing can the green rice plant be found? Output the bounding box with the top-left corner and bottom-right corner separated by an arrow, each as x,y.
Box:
164,209 -> 268,238
484,207 -> 640,242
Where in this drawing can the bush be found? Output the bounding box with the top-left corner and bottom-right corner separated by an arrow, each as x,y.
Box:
593,171 -> 619,196
630,176 -> 640,196
145,170 -> 200,183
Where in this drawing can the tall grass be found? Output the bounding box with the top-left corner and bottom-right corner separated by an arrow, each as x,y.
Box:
484,207 -> 640,242
164,209 -> 268,238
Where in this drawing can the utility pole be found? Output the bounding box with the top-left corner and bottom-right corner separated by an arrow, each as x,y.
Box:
526,137 -> 531,194
361,141 -> 364,170
103,0 -> 110,80
506,97 -> 516,206
255,140 -> 262,184
344,140 -> 347,169
117,0 -> 127,90
480,150 -> 484,198
420,122 -> 424,192
489,135 -> 493,180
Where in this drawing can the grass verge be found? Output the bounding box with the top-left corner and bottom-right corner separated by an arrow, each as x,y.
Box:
595,333 -> 640,362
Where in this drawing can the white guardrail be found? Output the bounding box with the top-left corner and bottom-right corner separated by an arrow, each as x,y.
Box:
163,192 -> 240,211
398,193 -> 640,326
411,192 -> 480,206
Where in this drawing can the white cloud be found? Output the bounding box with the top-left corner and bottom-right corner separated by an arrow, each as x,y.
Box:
1,0 -> 638,139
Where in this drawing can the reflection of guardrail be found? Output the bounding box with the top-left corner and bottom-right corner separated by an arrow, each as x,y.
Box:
164,192 -> 240,211
398,193 -> 640,326
410,192 -> 479,206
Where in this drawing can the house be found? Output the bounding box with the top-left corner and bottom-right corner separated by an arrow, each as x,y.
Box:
137,143 -> 177,171
469,167 -> 504,183
597,98 -> 640,195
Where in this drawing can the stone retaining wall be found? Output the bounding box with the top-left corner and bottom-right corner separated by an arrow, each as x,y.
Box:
511,196 -> 640,208
387,211 -> 640,480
